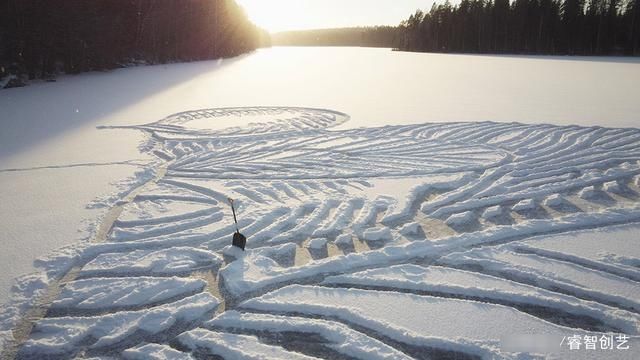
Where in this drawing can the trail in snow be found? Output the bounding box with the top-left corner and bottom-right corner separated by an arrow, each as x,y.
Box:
2,107 -> 640,359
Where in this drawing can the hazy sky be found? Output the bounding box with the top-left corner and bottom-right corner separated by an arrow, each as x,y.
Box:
237,0 -> 436,32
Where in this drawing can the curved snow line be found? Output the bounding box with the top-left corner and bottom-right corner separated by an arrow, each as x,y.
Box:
80,247 -> 223,278
441,247 -> 640,314
132,194 -> 217,205
323,264 -> 640,335
239,286 -> 521,360
512,244 -> 640,282
267,199 -> 340,245
110,211 -> 224,242
113,207 -> 218,228
20,292 -> 219,356
137,107 -> 350,139
431,167 -> 640,219
51,276 -> 207,313
178,328 -> 318,360
206,310 -> 414,360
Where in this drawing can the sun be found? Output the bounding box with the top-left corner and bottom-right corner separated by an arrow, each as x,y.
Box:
236,0 -> 327,33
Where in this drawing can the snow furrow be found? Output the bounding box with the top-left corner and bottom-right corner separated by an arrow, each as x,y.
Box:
20,293 -> 219,356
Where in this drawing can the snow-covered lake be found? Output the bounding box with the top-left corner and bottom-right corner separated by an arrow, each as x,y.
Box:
1,47 -> 639,358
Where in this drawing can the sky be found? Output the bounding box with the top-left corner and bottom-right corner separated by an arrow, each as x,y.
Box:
236,0 -> 436,33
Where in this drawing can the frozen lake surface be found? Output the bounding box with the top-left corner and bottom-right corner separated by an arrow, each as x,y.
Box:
0,47 -> 639,358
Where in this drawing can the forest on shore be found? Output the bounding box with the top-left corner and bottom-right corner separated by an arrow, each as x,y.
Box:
275,0 -> 640,56
0,0 -> 267,84
1,0 -> 638,87
400,0 -> 640,55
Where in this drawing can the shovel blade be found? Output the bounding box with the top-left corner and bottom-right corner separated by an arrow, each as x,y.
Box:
232,232 -> 247,250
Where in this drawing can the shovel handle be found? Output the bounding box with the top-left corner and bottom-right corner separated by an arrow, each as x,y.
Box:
228,197 -> 239,232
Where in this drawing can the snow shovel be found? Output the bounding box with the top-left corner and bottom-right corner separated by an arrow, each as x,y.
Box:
228,198 -> 246,250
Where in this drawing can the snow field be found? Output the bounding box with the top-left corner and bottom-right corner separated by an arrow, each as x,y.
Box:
4,107 -> 640,359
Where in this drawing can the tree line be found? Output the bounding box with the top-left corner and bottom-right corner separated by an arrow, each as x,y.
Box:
0,0 -> 267,84
272,27 -> 400,48
399,0 -> 640,55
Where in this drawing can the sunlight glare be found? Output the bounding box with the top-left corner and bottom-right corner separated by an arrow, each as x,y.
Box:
237,0 -> 324,32
236,0 -> 434,33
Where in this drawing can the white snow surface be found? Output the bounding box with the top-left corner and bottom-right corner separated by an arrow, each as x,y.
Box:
543,193 -> 565,207
442,244 -> 640,312
178,328 -> 318,360
81,247 -> 222,276
579,185 -> 600,199
206,310 -> 413,360
482,205 -> 503,219
220,206 -> 640,299
2,49 -> 639,303
398,222 -> 422,237
307,238 -> 328,249
604,180 -> 624,194
323,264 -> 640,335
21,293 -> 219,355
512,198 -> 537,211
445,211 -> 476,226
360,227 -> 393,242
240,284 -> 630,359
1,47 -> 640,359
52,277 -> 206,310
123,343 -> 195,360
0,164 -> 153,303
517,222 -> 640,281
334,233 -> 353,246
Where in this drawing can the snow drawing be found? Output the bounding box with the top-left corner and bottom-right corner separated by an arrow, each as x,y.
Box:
2,107 -> 640,359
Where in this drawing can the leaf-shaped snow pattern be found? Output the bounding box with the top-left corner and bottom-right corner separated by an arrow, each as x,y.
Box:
14,107 -> 640,360
138,107 -> 350,140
